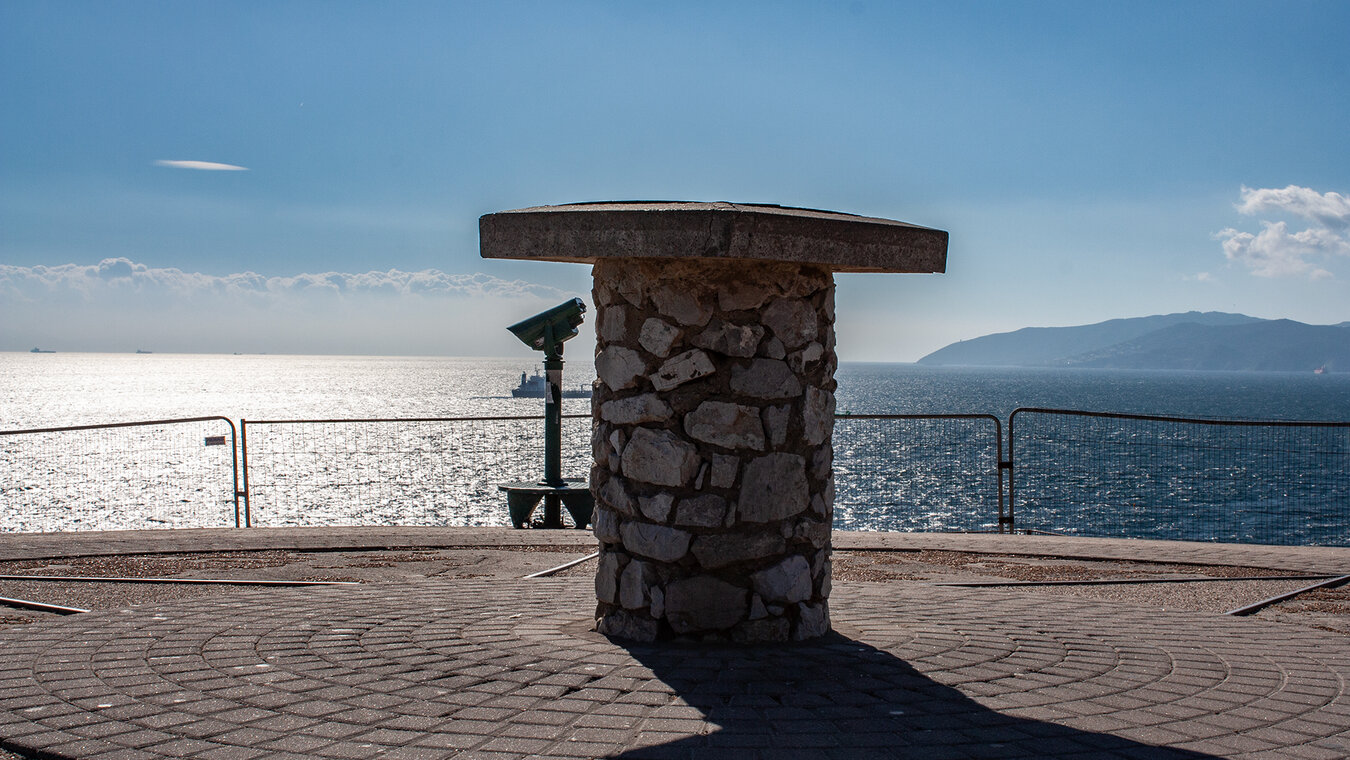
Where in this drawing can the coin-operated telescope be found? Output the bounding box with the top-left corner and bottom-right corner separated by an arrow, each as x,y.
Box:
500,298 -> 594,528
506,298 -> 586,358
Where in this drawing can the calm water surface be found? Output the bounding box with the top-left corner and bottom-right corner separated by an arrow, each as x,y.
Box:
6,353 -> 1350,429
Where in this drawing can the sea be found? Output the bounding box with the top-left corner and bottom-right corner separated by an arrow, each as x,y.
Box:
7,352 -> 1350,429
2,352 -> 1349,543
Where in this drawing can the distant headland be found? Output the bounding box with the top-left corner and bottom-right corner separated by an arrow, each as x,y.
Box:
918,312 -> 1350,372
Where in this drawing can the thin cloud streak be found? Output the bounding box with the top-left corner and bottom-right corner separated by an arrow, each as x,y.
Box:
0,259 -> 576,356
0,258 -> 564,300
153,160 -> 249,171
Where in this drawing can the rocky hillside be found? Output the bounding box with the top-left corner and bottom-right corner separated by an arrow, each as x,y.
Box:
918,312 -> 1348,371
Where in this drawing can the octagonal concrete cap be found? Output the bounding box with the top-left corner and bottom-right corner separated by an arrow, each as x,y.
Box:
480,201 -> 946,273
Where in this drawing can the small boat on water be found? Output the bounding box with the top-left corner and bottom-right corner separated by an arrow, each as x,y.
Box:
1315,364 -> 1329,374
29,347 -> 54,353
512,370 -> 592,399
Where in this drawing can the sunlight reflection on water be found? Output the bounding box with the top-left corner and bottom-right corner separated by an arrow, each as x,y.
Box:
3,354 -> 1348,540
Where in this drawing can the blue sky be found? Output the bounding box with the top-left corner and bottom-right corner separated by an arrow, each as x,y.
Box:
3,1 -> 1348,361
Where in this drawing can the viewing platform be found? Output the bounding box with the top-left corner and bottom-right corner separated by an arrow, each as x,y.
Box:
0,527 -> 1347,759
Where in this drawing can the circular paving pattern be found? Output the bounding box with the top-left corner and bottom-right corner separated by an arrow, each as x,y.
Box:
0,578 -> 1348,759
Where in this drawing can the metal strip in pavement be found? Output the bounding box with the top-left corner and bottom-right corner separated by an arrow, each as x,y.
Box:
935,574 -> 1334,588
0,595 -> 89,615
0,574 -> 360,586
1225,574 -> 1350,616
523,552 -> 599,579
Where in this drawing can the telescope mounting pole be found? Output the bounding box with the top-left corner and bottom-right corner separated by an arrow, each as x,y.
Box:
542,325 -> 564,526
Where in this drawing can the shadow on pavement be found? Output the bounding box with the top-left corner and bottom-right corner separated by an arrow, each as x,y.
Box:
610,631 -> 1218,760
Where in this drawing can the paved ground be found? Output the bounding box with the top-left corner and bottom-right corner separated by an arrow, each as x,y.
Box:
0,529 -> 1346,759
0,528 -> 1345,575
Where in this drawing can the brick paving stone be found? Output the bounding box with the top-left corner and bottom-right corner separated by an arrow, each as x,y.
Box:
296,721 -> 366,740
445,751 -> 531,760
494,722 -> 568,742
195,745 -> 270,760
1273,747 -> 1348,760
70,722 -> 139,740
374,748 -> 457,760
566,749 -> 659,760
96,750 -> 160,760
166,718 -> 233,739
255,733 -> 334,753
408,731 -> 484,750
312,740 -> 387,759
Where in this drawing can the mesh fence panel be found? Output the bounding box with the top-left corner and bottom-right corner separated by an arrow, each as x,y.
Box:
241,416 -> 593,527
832,415 -> 1003,533
0,418 -> 239,533
1010,409 -> 1350,545
6,410 -> 1347,544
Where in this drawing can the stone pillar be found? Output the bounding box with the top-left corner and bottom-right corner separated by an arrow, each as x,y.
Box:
479,201 -> 947,644
590,258 -> 837,642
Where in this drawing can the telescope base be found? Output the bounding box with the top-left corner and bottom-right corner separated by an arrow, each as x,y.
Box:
499,480 -> 594,529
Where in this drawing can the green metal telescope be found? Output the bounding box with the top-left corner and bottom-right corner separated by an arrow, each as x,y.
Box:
501,298 -> 592,528
506,298 -> 586,358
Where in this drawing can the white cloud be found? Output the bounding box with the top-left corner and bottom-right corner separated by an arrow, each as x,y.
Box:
1217,185 -> 1350,279
1236,185 -> 1350,230
0,259 -> 577,355
0,258 -> 563,300
153,160 -> 249,171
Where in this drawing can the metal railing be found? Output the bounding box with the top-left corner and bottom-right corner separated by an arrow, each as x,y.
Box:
2,409 -> 1347,545
0,417 -> 240,532
1008,408 -> 1350,546
238,415 -> 592,528
833,414 -> 1003,533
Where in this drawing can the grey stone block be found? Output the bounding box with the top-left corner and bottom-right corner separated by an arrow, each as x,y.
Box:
739,453 -> 809,523
638,319 -> 680,358
592,507 -> 622,544
684,401 -> 765,451
600,394 -> 672,425
751,555 -> 812,604
595,346 -> 645,391
673,495 -> 727,528
620,428 -> 699,487
691,532 -> 785,570
652,349 -> 715,392
729,358 -> 801,399
710,454 -> 739,489
803,387 -> 835,446
762,298 -> 818,349
638,494 -> 674,523
595,608 -> 658,642
664,576 -> 748,633
692,322 -> 764,358
619,522 -> 692,563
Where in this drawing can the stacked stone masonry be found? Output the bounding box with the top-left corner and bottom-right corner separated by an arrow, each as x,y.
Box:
591,258 -> 836,642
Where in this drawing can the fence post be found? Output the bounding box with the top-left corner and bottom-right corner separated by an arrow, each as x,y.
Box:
226,418 -> 241,529
1003,410 -> 1018,534
239,419 -> 252,528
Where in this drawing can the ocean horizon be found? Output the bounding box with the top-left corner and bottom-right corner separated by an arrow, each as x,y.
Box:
5,350 -> 1350,431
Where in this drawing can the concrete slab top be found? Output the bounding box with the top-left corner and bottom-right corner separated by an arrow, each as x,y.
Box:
480,201 -> 948,273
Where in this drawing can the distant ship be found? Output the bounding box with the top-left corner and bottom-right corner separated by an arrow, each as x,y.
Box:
135,349 -> 153,354
29,347 -> 54,353
512,370 -> 592,399
1315,364 -> 1329,375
